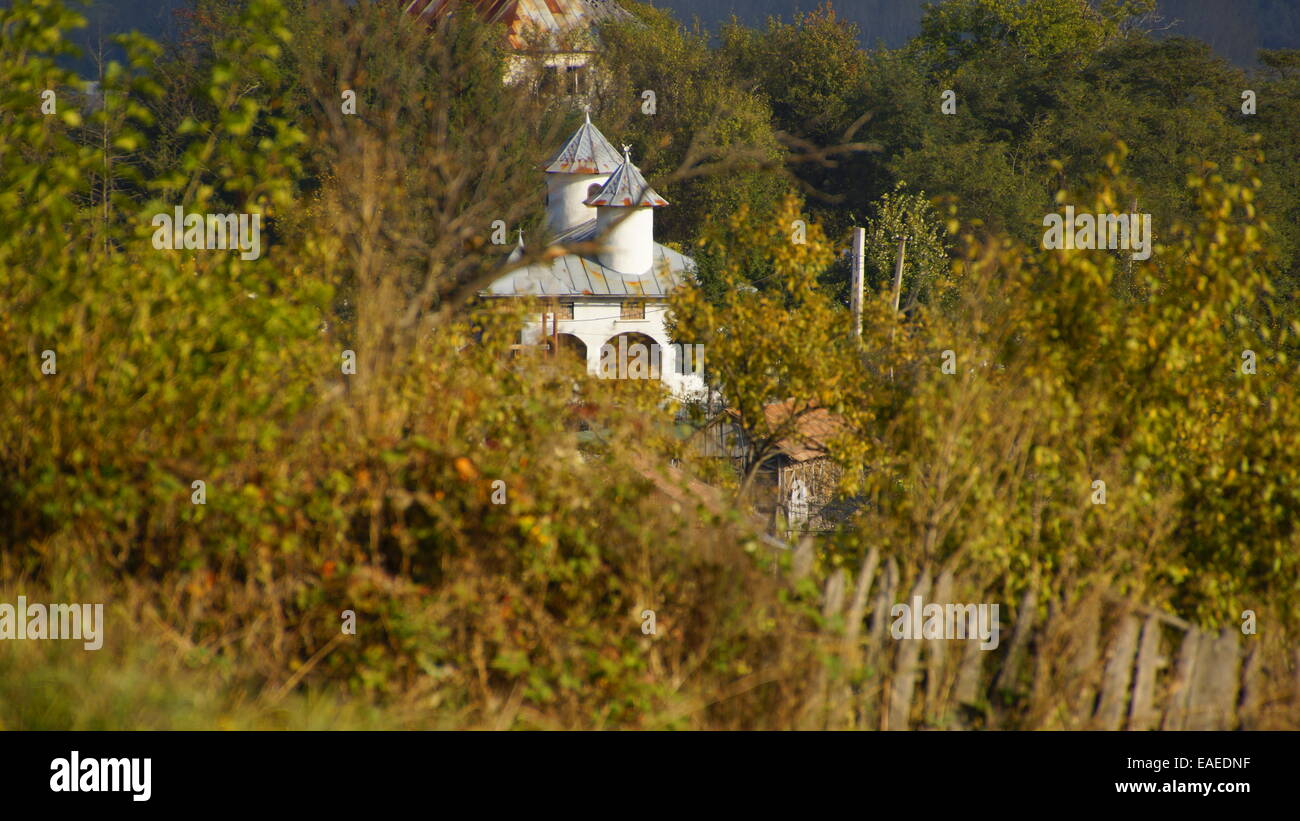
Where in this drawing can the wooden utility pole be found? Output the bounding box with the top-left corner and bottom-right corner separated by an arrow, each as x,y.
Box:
891,234 -> 908,314
888,234 -> 908,383
850,227 -> 865,338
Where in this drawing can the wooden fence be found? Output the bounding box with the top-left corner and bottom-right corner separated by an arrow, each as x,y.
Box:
795,543 -> 1300,730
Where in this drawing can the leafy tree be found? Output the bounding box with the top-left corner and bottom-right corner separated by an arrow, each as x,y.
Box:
860,184 -> 953,312
4,0 -> 1300,731
719,4 -> 868,146
669,194 -> 878,495
911,0 -> 1153,74
1254,49 -> 1300,309
593,2 -> 790,244
716,5 -> 875,235
854,145 -> 1300,627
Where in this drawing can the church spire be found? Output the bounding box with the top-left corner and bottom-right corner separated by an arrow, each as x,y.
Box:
585,147 -> 666,274
542,112 -> 624,234
584,147 -> 668,208
542,113 -> 622,175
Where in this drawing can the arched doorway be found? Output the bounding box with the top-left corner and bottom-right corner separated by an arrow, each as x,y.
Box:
553,333 -> 587,363
597,332 -> 662,380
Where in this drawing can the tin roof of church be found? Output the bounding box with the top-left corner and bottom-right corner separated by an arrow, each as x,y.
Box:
404,0 -> 632,51
485,230 -> 693,297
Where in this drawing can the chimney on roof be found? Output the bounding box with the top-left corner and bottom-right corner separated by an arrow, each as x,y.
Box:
585,145 -> 668,275
542,109 -> 623,235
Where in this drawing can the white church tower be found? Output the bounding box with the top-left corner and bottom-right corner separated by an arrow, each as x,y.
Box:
485,115 -> 705,399
586,145 -> 669,274
543,110 -> 623,235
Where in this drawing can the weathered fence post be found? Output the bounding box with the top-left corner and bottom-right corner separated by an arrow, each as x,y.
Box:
822,568 -> 847,620
1238,641 -> 1263,730
1128,615 -> 1163,730
886,568 -> 931,730
792,533 -> 815,582
1162,629 -> 1201,730
832,547 -> 879,729
952,636 -> 986,728
993,586 -> 1037,698
1067,597 -> 1101,728
861,557 -> 898,729
1186,627 -> 1241,730
870,558 -> 898,643
924,568 -> 955,721
1095,613 -> 1140,729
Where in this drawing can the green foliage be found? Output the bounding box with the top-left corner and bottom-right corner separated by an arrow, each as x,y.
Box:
2,0 -> 1299,730
593,2 -> 790,243
720,4 -> 868,143
669,194 -> 877,488
0,0 -> 826,729
912,0 -> 1151,73
856,146 -> 1300,628
860,183 -> 953,310
715,5 -> 875,237
1254,49 -> 1300,308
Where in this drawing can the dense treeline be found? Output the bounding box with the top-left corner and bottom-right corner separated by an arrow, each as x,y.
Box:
603,1 -> 1300,310
58,0 -> 1300,78
654,0 -> 1300,61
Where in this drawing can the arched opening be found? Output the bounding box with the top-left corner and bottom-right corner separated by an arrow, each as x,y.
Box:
597,332 -> 662,381
553,333 -> 587,363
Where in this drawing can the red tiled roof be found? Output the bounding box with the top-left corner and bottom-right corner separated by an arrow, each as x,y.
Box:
729,401 -> 848,463
404,0 -> 631,51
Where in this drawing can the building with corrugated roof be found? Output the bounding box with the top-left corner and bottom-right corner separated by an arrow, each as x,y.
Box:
403,0 -> 632,94
483,113 -> 705,398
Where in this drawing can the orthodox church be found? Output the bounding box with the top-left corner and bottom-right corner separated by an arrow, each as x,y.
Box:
483,113 -> 705,398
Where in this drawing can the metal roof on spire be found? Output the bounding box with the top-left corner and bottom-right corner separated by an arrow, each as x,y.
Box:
543,110 -> 624,174
584,146 -> 668,207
